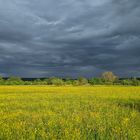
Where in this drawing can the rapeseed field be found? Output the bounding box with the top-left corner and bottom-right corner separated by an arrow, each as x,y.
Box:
0,86 -> 140,140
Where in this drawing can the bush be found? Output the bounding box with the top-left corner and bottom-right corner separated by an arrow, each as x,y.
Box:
132,78 -> 140,86
33,79 -> 42,85
6,76 -> 24,85
48,77 -> 64,86
78,77 -> 88,85
89,78 -> 104,85
0,76 -> 4,85
72,80 -> 80,86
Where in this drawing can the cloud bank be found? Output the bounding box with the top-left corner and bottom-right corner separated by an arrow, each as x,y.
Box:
0,0 -> 140,77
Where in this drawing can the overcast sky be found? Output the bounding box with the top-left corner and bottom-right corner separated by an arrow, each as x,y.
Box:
0,0 -> 140,78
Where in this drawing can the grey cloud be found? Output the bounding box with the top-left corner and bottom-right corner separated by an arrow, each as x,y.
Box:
0,0 -> 140,77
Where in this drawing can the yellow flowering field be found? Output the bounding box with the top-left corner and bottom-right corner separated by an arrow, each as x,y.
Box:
0,86 -> 140,140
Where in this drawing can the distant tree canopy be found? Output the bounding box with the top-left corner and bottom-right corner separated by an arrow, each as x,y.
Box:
0,76 -> 4,84
48,77 -> 64,86
6,76 -> 23,85
78,77 -> 88,85
89,78 -> 104,85
0,71 -> 139,86
101,71 -> 117,83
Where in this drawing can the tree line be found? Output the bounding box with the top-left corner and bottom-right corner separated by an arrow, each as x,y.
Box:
0,71 -> 140,86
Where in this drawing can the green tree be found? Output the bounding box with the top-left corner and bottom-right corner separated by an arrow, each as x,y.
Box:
42,79 -> 49,85
48,77 -> 64,86
132,78 -> 140,86
6,76 -> 23,85
89,78 -> 104,85
78,77 -> 88,85
0,76 -> 4,85
33,79 -> 42,85
121,79 -> 132,85
65,78 -> 73,85
72,80 -> 80,86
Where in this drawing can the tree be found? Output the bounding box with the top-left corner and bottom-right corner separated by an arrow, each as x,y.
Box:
33,79 -> 42,85
72,80 -> 80,86
78,77 -> 88,85
121,79 -> 133,85
65,78 -> 73,85
132,78 -> 140,86
89,78 -> 104,85
0,76 -> 4,85
6,76 -> 23,85
48,77 -> 64,86
101,71 -> 117,83
42,79 -> 49,85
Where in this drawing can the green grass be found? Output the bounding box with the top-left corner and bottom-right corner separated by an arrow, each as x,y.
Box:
0,86 -> 140,140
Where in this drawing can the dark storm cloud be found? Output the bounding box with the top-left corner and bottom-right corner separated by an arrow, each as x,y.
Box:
0,0 -> 140,77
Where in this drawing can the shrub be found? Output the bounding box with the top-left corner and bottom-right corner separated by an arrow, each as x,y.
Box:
89,78 -> 104,85
6,76 -> 24,85
48,77 -> 64,86
78,77 -> 88,85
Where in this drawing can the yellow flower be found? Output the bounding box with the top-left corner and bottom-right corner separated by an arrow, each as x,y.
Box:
122,117 -> 130,126
130,112 -> 137,118
90,112 -> 100,119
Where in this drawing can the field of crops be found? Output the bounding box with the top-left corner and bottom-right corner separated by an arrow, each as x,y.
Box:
0,86 -> 140,140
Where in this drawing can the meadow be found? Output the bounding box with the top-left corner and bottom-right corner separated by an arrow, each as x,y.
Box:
0,86 -> 140,140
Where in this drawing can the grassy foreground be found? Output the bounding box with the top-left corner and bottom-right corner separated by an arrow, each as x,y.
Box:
0,86 -> 140,140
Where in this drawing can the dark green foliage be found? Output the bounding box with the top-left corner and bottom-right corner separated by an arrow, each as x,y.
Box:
33,79 -> 45,85
132,78 -> 140,86
48,77 -> 64,86
6,76 -> 24,85
0,76 -> 4,85
72,80 -> 80,86
64,77 -> 73,85
89,78 -> 104,85
121,79 -> 133,85
78,77 -> 88,85
0,71 -> 140,86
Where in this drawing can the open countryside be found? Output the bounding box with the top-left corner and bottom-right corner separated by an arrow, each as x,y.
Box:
0,86 -> 140,140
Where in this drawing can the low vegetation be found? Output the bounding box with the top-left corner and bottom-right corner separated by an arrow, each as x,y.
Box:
0,71 -> 140,86
0,86 -> 140,140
